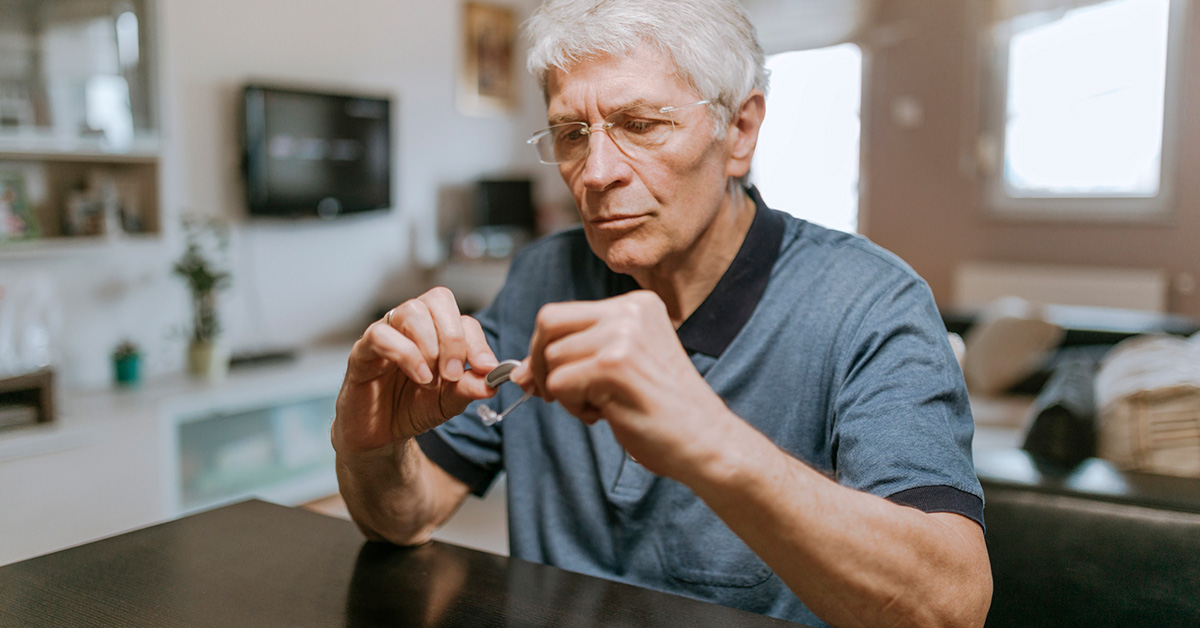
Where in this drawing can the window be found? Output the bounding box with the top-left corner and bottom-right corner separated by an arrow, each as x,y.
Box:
752,43 -> 862,234
985,0 -> 1185,219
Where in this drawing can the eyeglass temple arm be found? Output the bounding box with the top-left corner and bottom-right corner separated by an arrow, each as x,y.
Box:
658,99 -> 709,114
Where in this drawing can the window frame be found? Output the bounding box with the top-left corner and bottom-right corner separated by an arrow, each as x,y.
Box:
981,0 -> 1190,223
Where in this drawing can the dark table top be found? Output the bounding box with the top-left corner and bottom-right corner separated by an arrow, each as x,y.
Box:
0,500 -> 805,627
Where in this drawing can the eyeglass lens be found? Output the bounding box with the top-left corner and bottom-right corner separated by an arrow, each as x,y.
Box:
531,102 -> 706,164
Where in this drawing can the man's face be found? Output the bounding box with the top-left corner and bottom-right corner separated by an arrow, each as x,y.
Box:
545,45 -> 740,276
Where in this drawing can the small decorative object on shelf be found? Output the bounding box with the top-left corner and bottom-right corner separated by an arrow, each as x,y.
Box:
173,216 -> 232,380
0,369 -> 54,432
0,171 -> 39,242
111,338 -> 141,387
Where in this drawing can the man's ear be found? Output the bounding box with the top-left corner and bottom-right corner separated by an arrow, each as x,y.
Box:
724,90 -> 766,179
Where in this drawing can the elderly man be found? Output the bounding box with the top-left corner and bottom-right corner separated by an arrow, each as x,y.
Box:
333,1 -> 992,626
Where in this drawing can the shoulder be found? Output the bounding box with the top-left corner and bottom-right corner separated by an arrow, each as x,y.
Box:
775,212 -> 924,288
763,212 -> 942,350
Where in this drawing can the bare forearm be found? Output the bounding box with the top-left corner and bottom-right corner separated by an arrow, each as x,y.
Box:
685,419 -> 991,628
334,434 -> 467,546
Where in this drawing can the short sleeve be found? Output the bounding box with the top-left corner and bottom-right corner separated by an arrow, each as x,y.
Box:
830,274 -> 984,528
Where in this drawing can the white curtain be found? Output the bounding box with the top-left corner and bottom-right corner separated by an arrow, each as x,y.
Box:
740,0 -> 874,54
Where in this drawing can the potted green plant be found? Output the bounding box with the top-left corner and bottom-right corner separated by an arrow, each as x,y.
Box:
173,217 -> 232,380
111,338 -> 141,386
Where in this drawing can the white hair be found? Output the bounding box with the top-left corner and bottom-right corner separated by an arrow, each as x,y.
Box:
524,0 -> 770,132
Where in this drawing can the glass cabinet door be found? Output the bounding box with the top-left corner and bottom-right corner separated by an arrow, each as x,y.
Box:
0,0 -> 157,152
0,0 -> 160,246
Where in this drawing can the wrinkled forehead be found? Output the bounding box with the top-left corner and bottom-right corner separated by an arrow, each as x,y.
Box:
544,44 -> 699,119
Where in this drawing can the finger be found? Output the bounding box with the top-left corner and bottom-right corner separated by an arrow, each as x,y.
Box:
508,355 -> 536,390
461,315 -> 500,375
431,373 -> 499,426
521,330 -> 606,402
533,299 -> 612,336
524,302 -> 601,401
350,321 -> 434,385
446,368 -> 500,405
543,356 -> 617,419
438,335 -> 502,419
390,298 -> 441,380
422,287 -> 469,382
576,406 -> 604,425
542,326 -> 608,374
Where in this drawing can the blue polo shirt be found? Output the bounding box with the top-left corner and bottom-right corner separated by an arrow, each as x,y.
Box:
416,187 -> 982,627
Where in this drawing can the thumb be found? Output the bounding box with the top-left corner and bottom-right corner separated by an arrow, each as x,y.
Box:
439,367 -> 499,419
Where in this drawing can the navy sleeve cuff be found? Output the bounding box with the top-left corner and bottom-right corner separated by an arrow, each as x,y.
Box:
887,485 -> 986,533
415,431 -> 498,497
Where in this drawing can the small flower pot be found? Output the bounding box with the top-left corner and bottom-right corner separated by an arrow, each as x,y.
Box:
114,354 -> 141,387
187,339 -> 229,381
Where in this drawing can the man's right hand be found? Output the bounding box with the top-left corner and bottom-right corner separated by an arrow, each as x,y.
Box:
333,287 -> 500,455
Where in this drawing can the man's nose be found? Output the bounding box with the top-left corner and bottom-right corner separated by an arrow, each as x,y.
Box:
580,128 -> 631,191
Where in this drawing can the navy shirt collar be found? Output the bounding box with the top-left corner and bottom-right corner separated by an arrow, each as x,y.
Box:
605,185 -> 785,358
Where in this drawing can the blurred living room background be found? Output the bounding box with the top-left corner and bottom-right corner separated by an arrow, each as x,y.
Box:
1,2 -> 1198,613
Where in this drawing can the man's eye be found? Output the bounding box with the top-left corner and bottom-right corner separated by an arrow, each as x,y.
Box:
557,128 -> 587,143
622,119 -> 662,134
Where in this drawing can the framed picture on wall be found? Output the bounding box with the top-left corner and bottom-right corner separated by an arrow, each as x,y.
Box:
459,2 -> 518,116
0,172 -> 38,241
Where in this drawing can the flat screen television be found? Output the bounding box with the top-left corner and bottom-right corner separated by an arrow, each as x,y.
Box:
474,178 -> 536,233
242,84 -> 392,218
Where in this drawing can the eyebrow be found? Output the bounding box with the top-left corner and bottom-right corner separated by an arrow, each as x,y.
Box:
546,99 -> 657,126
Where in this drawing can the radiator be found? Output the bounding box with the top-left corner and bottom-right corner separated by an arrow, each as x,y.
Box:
953,261 -> 1168,313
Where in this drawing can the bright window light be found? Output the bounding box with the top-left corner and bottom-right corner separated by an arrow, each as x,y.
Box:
753,43 -> 862,234
1003,0 -> 1170,197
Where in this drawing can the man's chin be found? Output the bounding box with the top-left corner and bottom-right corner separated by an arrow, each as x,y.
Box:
584,224 -> 664,273
595,243 -> 659,276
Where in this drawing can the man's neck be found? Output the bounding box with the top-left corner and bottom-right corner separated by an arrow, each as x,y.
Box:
631,185 -> 756,328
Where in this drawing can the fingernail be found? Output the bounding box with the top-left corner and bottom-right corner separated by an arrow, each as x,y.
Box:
415,363 -> 433,385
444,358 -> 464,381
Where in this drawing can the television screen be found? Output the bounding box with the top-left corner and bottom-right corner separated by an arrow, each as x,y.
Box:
242,84 -> 392,218
474,179 -> 536,233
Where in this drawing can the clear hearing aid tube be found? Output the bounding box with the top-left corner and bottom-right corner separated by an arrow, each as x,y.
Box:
478,359 -> 533,426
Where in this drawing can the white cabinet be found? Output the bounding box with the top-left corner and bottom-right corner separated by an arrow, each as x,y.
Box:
160,360 -> 344,515
0,345 -> 349,566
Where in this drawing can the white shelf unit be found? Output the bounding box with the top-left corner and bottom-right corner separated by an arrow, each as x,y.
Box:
0,344 -> 350,566
0,147 -> 162,251
0,0 -> 162,254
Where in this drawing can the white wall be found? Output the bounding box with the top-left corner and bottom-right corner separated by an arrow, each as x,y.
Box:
4,0 -> 558,389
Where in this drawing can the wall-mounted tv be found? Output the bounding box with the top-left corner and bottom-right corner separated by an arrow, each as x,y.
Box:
475,178 -> 536,234
242,84 -> 392,218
